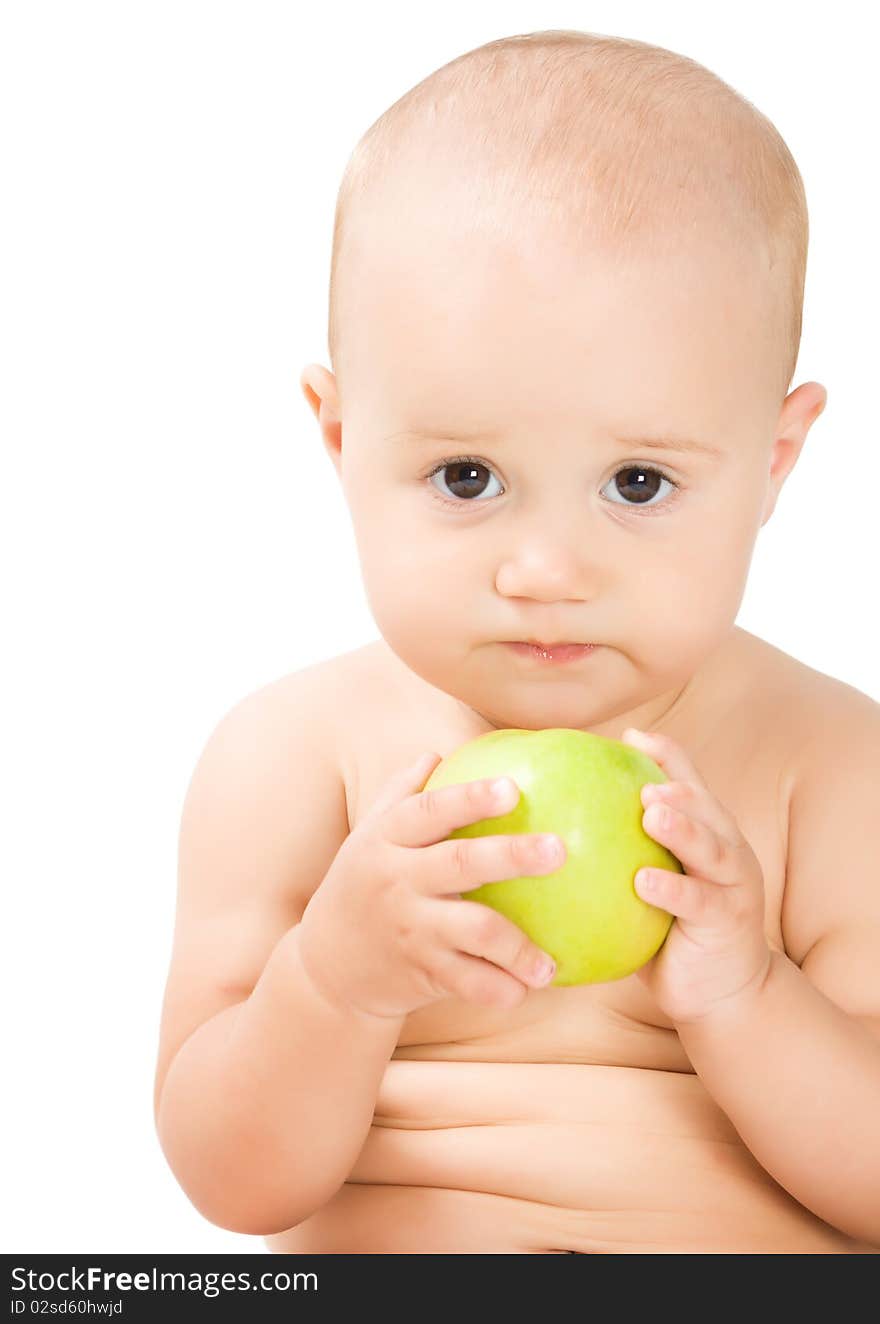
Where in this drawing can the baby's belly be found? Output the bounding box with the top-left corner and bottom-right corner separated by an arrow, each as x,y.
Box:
266,1060 -> 877,1254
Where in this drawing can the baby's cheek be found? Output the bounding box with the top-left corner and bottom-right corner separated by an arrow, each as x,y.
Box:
631,565 -> 736,682
358,553 -> 453,657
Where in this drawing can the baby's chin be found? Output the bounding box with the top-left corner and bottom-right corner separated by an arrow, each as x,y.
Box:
390,638 -> 698,740
452,698 -> 631,738
408,654 -> 633,735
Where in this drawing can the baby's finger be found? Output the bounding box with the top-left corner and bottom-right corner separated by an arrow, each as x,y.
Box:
417,829 -> 566,896
431,896 -> 557,991
428,949 -> 541,1010
641,801 -> 742,887
387,770 -> 524,848
622,729 -> 710,792
634,865 -> 736,930
639,778 -> 738,843
362,751 -> 445,826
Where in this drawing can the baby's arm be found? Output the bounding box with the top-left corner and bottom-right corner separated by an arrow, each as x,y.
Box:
667,701 -> 880,1248
153,678 -> 402,1236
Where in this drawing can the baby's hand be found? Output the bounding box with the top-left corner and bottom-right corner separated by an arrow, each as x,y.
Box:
622,729 -> 772,1026
296,753 -> 560,1022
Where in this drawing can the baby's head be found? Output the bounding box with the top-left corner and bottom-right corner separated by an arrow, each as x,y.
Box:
302,30 -> 826,734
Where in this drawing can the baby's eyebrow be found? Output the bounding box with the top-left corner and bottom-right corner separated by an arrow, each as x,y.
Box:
612,434 -> 724,458
386,427 -> 724,458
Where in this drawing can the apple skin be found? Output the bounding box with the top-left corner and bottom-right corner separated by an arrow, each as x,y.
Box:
423,727 -> 682,986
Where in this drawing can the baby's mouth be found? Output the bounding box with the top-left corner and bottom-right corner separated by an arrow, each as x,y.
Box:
503,641 -> 598,664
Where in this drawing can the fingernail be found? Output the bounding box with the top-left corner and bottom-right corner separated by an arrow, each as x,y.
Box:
534,957 -> 556,984
648,804 -> 670,830
491,777 -> 516,802
538,834 -> 563,861
641,782 -> 666,804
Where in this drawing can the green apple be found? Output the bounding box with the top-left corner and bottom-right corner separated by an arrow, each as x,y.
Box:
424,727 -> 681,986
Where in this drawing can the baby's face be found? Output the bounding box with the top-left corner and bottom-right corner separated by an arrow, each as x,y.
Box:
316,211 -> 821,735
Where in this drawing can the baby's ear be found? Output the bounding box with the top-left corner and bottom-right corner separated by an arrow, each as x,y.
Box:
299,363 -> 343,470
299,363 -> 338,422
760,381 -> 827,525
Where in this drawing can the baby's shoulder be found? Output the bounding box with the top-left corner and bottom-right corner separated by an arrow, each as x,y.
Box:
723,628 -> 877,752
247,639 -> 388,801
246,641 -> 383,739
189,643 -> 381,900
746,630 -> 879,752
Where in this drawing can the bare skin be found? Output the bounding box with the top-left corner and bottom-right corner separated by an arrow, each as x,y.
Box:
264,632 -> 878,1254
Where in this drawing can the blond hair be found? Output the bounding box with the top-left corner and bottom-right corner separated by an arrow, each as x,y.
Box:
327,29 -> 809,406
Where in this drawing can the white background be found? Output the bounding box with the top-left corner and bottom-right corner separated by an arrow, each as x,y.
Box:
2,0 -> 876,1253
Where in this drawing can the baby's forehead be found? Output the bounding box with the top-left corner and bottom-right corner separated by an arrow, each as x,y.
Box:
353,300 -> 759,441
355,196 -> 776,349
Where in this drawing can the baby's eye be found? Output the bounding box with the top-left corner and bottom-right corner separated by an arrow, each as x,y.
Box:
600,466 -> 676,507
428,457 -> 502,505
426,457 -> 678,510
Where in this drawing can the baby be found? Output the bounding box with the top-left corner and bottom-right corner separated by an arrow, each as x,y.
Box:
153,30 -> 880,1253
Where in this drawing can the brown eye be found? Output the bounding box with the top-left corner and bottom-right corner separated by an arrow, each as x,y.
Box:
603,466 -> 674,507
428,457 -> 502,504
